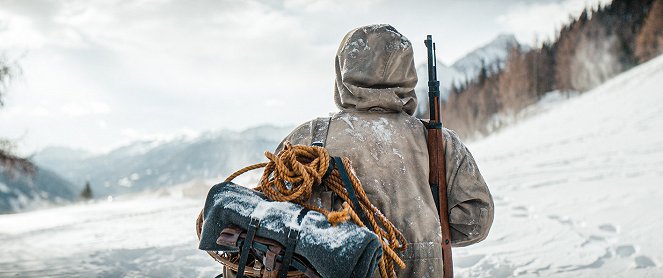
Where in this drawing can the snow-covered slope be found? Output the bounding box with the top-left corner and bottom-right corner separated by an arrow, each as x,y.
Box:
0,167 -> 78,213
456,55 -> 663,277
1,55 -> 662,276
0,196 -> 219,277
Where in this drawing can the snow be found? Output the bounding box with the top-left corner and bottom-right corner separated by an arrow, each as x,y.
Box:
299,213 -> 367,257
0,182 -> 9,193
454,55 -> 663,277
452,34 -> 521,79
117,177 -> 132,187
370,117 -> 393,142
414,33 -> 524,116
214,189 -> 261,218
1,55 -> 662,277
0,196 -> 219,277
248,200 -> 303,232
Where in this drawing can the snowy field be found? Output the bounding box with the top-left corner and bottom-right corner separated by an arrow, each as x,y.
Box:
0,196 -> 219,277
1,55 -> 663,277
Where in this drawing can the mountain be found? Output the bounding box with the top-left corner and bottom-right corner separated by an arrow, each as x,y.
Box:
0,166 -> 78,213
451,34 -> 521,78
33,146 -> 92,165
34,125 -> 293,197
414,33 -> 523,117
414,61 -> 464,116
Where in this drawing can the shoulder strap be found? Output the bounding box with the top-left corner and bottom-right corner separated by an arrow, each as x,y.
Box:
278,208 -> 309,278
236,217 -> 260,278
310,117 -> 331,147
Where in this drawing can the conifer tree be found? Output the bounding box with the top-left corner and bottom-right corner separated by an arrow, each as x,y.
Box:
80,181 -> 93,200
636,0 -> 663,62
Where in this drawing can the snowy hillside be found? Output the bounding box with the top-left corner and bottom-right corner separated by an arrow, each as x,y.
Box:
0,167 -> 78,213
1,55 -> 662,276
34,125 -> 292,197
456,55 -> 663,277
414,34 -> 522,117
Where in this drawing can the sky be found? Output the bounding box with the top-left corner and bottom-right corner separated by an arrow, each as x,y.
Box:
0,0 -> 611,154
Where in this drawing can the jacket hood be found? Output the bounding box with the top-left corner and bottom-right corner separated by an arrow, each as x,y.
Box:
334,24 -> 418,115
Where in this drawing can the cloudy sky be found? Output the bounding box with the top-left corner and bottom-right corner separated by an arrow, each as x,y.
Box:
0,0 -> 610,154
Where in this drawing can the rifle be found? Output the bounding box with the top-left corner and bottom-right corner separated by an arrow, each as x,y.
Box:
425,35 -> 453,278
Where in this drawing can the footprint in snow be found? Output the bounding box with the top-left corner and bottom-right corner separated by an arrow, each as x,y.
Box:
512,206 -> 528,218
547,215 -> 573,226
615,245 -> 636,257
456,254 -> 485,268
634,255 -> 656,268
598,223 -> 618,233
580,235 -> 605,247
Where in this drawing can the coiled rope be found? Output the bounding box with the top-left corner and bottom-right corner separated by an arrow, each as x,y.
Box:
222,143 -> 407,278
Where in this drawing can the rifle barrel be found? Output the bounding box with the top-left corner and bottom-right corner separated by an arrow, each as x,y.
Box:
425,35 -> 441,124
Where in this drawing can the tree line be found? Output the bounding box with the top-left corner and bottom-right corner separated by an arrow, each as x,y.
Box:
443,0 -> 663,138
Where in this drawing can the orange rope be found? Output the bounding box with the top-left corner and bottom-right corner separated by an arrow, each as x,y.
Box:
224,143 -> 407,278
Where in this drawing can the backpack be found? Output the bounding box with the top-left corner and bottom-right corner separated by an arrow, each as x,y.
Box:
196,118 -> 406,278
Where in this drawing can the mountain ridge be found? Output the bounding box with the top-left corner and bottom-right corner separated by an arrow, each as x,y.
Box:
414,33 -> 523,117
33,124 -> 293,197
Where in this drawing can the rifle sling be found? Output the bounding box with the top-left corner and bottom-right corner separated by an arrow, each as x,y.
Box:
428,127 -> 453,278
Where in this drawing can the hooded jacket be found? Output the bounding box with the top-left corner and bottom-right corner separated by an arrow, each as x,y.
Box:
275,25 -> 494,277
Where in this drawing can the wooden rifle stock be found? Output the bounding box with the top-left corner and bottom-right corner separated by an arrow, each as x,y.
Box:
425,35 -> 453,278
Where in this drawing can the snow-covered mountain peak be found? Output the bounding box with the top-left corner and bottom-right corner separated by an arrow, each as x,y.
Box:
414,33 -> 523,117
451,33 -> 521,78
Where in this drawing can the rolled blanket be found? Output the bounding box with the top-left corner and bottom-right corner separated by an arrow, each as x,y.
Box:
199,182 -> 383,278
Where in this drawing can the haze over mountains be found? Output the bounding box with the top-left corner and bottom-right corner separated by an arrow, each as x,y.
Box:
0,167 -> 77,213
0,34 -> 524,213
33,125 -> 292,196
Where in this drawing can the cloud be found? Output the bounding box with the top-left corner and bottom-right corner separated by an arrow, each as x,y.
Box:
119,128 -> 199,143
497,0 -> 613,44
0,10 -> 48,49
60,101 -> 110,117
3,0 -> 613,153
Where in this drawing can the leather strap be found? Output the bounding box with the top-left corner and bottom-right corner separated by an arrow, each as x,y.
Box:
237,218 -> 260,278
278,209 -> 309,278
310,117 -> 331,146
250,241 -> 321,278
333,156 -> 371,230
312,117 -> 339,211
322,156 -> 335,181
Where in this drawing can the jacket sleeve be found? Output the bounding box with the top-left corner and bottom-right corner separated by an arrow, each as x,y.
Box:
443,129 -> 494,247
